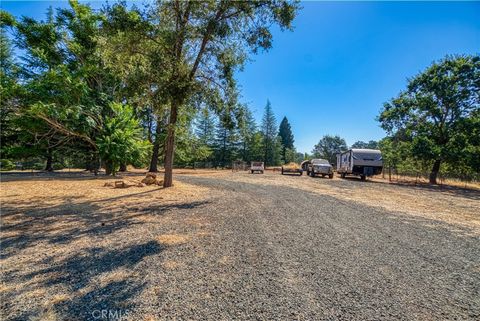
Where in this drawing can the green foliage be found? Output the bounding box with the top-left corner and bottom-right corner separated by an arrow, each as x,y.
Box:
96,103 -> 151,175
213,116 -> 240,168
261,100 -> 280,166
278,116 -> 294,163
248,132 -> 265,163
294,152 -> 305,164
3,1 -> 299,178
351,140 -> 379,149
378,55 -> 480,183
284,148 -> 296,164
101,0 -> 299,185
0,159 -> 15,171
312,135 -> 348,164
195,108 -> 216,147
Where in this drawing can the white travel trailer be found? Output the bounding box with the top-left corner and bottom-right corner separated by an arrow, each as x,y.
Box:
336,149 -> 383,180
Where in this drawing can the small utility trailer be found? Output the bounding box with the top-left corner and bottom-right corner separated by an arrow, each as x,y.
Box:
337,149 -> 383,181
281,162 -> 303,176
250,161 -> 264,174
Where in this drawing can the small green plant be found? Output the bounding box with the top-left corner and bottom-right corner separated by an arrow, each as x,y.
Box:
0,159 -> 15,171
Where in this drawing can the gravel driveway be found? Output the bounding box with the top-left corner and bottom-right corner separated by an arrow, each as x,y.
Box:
1,172 -> 479,320
140,174 -> 479,320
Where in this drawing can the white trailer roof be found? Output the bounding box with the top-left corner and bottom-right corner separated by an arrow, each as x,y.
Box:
351,149 -> 381,154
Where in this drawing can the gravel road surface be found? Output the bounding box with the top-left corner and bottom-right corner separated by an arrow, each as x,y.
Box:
139,174 -> 480,320
1,172 -> 479,320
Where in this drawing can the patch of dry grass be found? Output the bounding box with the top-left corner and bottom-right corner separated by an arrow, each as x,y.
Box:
162,260 -> 186,270
0,170 -> 213,320
156,234 -> 190,245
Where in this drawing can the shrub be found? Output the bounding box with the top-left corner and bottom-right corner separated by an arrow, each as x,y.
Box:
52,163 -> 64,170
0,159 -> 15,171
32,163 -> 45,170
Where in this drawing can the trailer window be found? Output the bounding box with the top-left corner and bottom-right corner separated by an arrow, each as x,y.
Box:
352,152 -> 381,160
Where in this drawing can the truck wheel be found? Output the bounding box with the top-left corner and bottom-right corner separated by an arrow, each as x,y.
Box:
299,171 -> 303,176
251,170 -> 254,174
329,174 -> 333,179
360,175 -> 366,181
341,173 -> 346,178
310,170 -> 315,177
261,170 -> 264,174
281,168 -> 284,175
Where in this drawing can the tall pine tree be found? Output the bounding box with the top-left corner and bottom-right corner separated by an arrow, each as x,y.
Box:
213,116 -> 239,168
195,108 -> 216,147
261,100 -> 278,166
278,116 -> 294,164
237,105 -> 257,162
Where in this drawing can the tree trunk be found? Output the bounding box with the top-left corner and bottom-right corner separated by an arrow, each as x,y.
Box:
105,159 -> 114,176
85,152 -> 99,172
163,101 -> 179,188
429,159 -> 441,184
45,150 -> 53,172
119,163 -> 127,172
149,123 -> 163,172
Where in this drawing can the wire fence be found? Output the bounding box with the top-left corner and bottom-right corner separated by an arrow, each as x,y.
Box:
380,167 -> 480,188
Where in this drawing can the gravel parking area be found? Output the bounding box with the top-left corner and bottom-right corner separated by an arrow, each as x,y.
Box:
1,170 -> 479,320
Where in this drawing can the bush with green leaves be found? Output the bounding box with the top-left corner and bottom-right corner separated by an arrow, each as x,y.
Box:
0,159 -> 15,171
96,103 -> 151,175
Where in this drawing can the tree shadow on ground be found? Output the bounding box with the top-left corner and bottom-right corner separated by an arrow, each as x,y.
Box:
0,186 -> 210,320
1,189 -> 209,258
0,170 -> 115,182
5,241 -> 162,321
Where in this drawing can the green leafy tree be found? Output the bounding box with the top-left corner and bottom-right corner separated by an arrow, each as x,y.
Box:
312,135 -> 347,164
351,140 -> 379,149
10,1 -> 149,174
248,131 -> 265,163
278,116 -> 294,163
378,55 -> 480,184
294,151 -> 305,164
101,0 -> 299,187
96,103 -> 150,175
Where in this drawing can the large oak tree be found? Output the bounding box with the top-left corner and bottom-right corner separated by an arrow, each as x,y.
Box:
378,55 -> 480,184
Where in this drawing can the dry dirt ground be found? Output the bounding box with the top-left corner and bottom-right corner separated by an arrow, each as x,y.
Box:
1,169 -> 479,320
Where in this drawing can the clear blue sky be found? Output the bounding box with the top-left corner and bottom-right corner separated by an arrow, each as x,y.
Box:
3,1 -> 479,153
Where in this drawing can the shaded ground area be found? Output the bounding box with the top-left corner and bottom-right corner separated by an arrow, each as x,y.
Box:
1,170 -> 479,320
